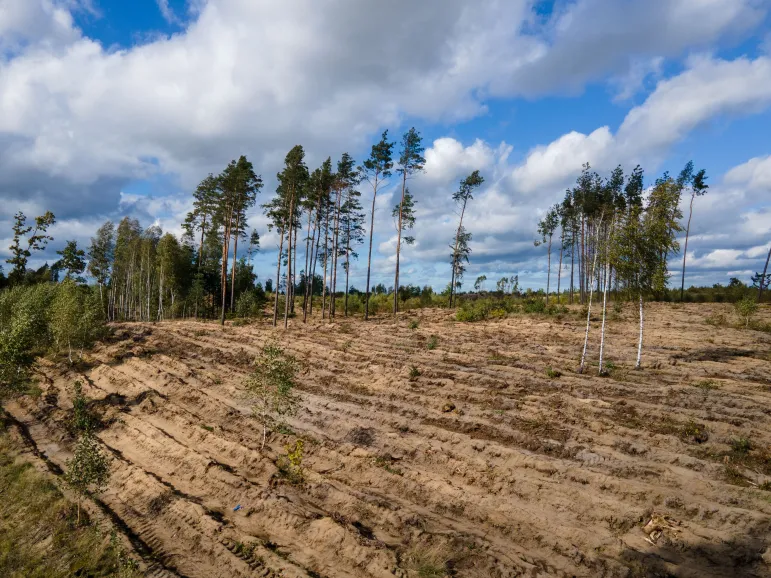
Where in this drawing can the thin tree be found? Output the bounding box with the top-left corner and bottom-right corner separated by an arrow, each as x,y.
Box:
64,431 -> 111,525
183,174 -> 220,271
393,128 -> 425,316
229,157 -> 263,312
359,131 -> 395,320
392,188 -> 417,310
340,183 -> 365,315
578,211 -> 604,375
6,211 -> 56,285
87,221 -> 115,313
679,168 -> 708,301
535,206 -> 559,305
449,170 -> 484,308
329,153 -> 357,320
757,244 -> 771,301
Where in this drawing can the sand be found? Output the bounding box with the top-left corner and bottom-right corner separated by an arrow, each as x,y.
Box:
5,302 -> 771,577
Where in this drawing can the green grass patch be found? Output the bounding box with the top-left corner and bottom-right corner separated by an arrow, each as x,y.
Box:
0,430 -> 139,577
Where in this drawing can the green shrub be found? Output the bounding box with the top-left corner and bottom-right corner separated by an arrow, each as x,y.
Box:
735,296 -> 758,328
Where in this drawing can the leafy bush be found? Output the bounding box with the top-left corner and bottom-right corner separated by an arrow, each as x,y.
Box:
235,289 -> 265,319
734,296 -> 758,328
245,341 -> 300,448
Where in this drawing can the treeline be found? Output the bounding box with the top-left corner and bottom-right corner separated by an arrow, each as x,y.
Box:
2,137 -> 769,336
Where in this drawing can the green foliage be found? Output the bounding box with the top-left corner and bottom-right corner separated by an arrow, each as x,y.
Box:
0,284 -> 56,393
277,439 -> 304,484
246,341 -> 300,447
64,431 -> 111,524
734,296 -> 758,328
235,289 -> 266,318
545,367 -> 562,379
6,211 -> 56,285
54,240 -> 87,281
50,280 -> 106,363
426,335 -> 438,350
69,381 -> 100,434
0,432 -> 138,577
692,379 -> 720,391
409,319 -> 420,330
408,365 -> 421,380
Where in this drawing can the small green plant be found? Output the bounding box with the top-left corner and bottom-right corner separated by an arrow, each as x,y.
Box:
277,439 -> 304,484
612,301 -> 623,314
64,431 -> 111,524
409,319 -> 420,330
679,420 -> 709,444
245,341 -> 300,448
426,335 -> 438,350
69,381 -> 100,434
692,379 -> 720,391
705,312 -> 727,326
759,481 -> 771,491
545,366 -> 561,379
735,296 -> 758,328
200,424 -> 214,432
374,455 -> 404,476
340,339 -> 353,353
730,436 -> 752,455
409,365 -> 421,381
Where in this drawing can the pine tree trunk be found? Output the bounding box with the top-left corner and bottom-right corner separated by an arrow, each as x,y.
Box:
364,183 -> 378,320
580,217 -> 586,304
330,187 -> 342,320
570,229 -> 575,304
680,193 -> 695,302
598,222 -> 613,374
546,235 -> 552,306
273,228 -> 285,327
449,201 -> 467,308
393,173 -> 407,317
220,205 -> 233,326
198,215 -> 206,272
322,207 -> 330,319
759,244 -> 771,301
579,215 -> 603,374
302,209 -> 313,321
230,212 -> 241,312
284,193 -> 296,329
636,293 -> 644,369
310,205 -> 322,316
344,215 -> 352,316
557,230 -> 563,304
290,225 -> 298,315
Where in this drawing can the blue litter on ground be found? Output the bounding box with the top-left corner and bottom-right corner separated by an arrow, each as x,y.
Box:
233,504 -> 242,511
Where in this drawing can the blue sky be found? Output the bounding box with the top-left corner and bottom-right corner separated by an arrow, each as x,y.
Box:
1,0 -> 770,292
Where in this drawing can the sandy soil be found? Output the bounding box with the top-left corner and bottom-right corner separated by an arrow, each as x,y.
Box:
5,302 -> 771,577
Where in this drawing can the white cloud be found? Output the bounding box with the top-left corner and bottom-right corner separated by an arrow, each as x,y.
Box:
1,0 -> 770,288
724,155 -> 771,190
510,55 -> 771,196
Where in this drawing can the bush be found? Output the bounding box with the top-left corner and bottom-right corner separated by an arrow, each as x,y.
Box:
734,296 -> 758,328
235,289 -> 266,319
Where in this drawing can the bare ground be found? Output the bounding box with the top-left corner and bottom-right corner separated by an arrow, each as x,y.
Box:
5,303 -> 771,577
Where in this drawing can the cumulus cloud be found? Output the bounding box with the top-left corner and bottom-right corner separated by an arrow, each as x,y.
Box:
509,54 -> 771,197
1,0 -> 770,287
